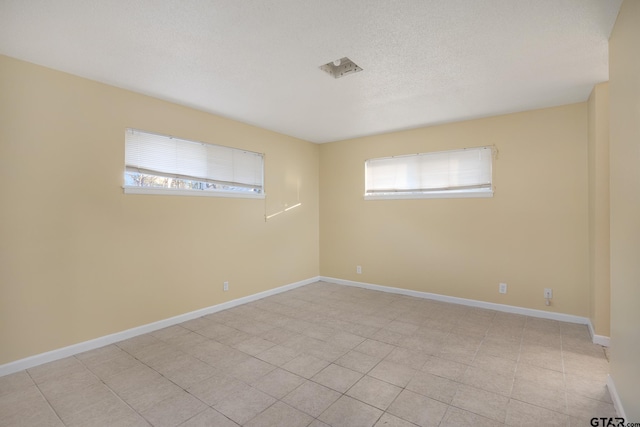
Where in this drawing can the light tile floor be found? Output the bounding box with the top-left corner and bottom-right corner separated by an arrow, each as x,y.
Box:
0,281 -> 616,426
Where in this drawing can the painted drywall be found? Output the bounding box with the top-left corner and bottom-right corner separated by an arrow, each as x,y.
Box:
0,55 -> 320,365
609,0 -> 640,419
587,82 -> 611,338
320,104 -> 589,317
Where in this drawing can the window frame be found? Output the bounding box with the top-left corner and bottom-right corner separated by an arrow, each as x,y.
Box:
123,128 -> 265,199
364,146 -> 494,200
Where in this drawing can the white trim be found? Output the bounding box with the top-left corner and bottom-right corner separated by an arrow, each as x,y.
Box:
320,276 -> 590,325
587,319 -> 611,347
0,276 -> 319,377
123,186 -> 265,199
607,375 -> 627,419
364,189 -> 493,200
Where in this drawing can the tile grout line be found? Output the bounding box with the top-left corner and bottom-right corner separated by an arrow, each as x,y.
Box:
25,369 -> 67,427
5,283 -> 613,427
505,315 -> 527,425
559,328 -> 569,418
72,353 -> 157,426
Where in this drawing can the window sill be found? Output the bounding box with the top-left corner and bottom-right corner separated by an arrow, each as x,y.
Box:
123,186 -> 265,199
364,190 -> 493,200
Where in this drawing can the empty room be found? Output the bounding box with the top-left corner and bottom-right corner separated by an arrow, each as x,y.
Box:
1,1 -> 638,426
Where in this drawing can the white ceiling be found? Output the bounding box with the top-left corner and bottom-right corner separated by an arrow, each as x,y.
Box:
0,0 -> 622,143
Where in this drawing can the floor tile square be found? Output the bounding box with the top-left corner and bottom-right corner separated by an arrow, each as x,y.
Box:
563,353 -> 610,381
255,344 -> 301,366
354,339 -> 396,359
329,331 -> 367,349
565,394 -> 617,420
368,360 -> 415,388
346,375 -> 402,410
304,325 -> 337,341
406,371 -> 459,404
451,384 -> 509,423
510,378 -> 566,413
116,334 -> 162,355
477,340 -> 521,361
384,320 -> 420,336
305,341 -> 350,362
437,342 -> 479,365
282,353 -> 330,378
505,399 -> 568,427
260,328 -> 302,345
197,323 -> 237,340
38,369 -> 102,401
472,353 -> 517,374
187,373 -> 249,406
214,386 -> 277,425
308,420 -> 331,427
0,371 -> 34,399
462,365 -> 514,397
233,336 -> 277,356
227,357 -> 276,384
384,347 -> 429,370
46,383 -> 114,419
87,352 -> 142,380
1,385 -> 62,425
421,356 -> 469,382
318,395 -> 383,427
96,412 -> 150,427
311,363 -> 363,393
519,345 -> 563,372
373,412 -> 416,427
178,408 -> 239,426
141,390 -> 207,427
387,389 -> 448,427
157,355 -> 219,389
564,373 -> 612,403
135,344 -> 183,370
62,391 -> 139,427
253,368 -> 305,399
75,344 -> 125,366
514,362 -> 564,389
371,329 -> 406,346
335,350 -> 382,374
439,404 -> 500,427
27,357 -> 88,385
178,316 -> 215,332
282,380 -> 341,417
245,401 -> 313,427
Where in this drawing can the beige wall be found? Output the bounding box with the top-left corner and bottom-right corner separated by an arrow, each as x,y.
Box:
0,55 -> 320,365
609,0 -> 640,419
587,82 -> 611,337
320,104 -> 589,316
0,47 -> 619,376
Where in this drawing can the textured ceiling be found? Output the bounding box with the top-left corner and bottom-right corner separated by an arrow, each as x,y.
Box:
0,0 -> 622,143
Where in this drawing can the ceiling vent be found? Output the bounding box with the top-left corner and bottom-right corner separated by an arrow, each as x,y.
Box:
320,57 -> 363,79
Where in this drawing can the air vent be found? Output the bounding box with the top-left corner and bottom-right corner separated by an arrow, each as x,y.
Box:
320,57 -> 363,79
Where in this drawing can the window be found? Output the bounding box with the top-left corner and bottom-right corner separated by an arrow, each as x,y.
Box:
365,146 -> 493,199
124,129 -> 264,198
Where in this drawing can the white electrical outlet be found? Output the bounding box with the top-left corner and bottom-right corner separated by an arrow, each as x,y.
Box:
356,265 -> 362,274
544,288 -> 552,299
223,281 -> 229,291
499,283 -> 507,294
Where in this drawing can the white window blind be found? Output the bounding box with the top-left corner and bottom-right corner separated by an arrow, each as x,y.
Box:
365,146 -> 493,199
124,129 -> 264,197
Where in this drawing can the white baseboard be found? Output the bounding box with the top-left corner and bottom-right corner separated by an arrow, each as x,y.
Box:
607,375 -> 627,419
1,275 -> 610,377
587,319 -> 611,347
0,276 -> 319,377
320,276 -> 591,326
